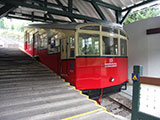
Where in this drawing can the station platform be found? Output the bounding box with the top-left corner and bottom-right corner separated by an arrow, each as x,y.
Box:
0,48 -> 121,120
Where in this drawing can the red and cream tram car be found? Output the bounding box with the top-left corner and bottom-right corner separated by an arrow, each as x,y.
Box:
24,23 -> 128,99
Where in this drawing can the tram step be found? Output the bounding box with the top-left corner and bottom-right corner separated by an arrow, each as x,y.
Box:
0,80 -> 66,89
0,76 -> 60,83
0,71 -> 55,76
0,90 -> 80,108
0,73 -> 56,79
0,100 -> 97,120
0,83 -> 68,94
0,86 -> 74,101
0,70 -> 53,75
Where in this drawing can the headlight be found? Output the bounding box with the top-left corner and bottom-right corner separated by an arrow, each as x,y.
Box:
110,77 -> 115,82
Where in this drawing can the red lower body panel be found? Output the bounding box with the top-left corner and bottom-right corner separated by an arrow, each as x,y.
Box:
33,48 -> 38,56
76,57 -> 128,90
38,49 -> 60,74
24,44 -> 128,92
25,43 -> 33,56
61,60 -> 76,85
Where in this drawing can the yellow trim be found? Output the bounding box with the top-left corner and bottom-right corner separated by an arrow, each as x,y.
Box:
62,79 -> 65,82
118,29 -> 121,56
120,29 -> 128,38
100,33 -> 102,56
25,28 -> 35,33
62,108 -> 103,120
120,35 -> 128,40
38,29 -> 47,34
127,38 -> 129,56
75,31 -> 78,57
104,110 -> 115,116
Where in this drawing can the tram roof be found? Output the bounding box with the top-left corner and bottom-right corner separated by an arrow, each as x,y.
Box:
26,22 -> 123,30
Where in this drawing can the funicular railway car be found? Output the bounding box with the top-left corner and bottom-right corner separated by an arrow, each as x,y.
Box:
24,23 -> 128,99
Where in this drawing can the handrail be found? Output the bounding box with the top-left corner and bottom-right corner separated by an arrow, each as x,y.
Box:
140,76 -> 160,86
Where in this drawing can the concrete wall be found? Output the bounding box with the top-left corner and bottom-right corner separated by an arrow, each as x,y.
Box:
124,16 -> 160,81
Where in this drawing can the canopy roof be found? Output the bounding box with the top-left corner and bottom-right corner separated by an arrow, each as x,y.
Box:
0,0 -> 157,24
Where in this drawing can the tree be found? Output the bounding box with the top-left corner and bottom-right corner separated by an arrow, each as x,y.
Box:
0,19 -> 6,29
124,7 -> 160,24
15,23 -> 25,32
11,25 -> 14,30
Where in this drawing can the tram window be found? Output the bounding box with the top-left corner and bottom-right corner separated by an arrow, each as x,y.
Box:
80,26 -> 100,31
34,34 -> 39,49
120,30 -> 127,37
39,33 -> 47,49
27,33 -> 30,44
28,33 -> 33,44
30,36 -> 33,45
120,39 -> 127,56
102,27 -> 118,34
48,34 -> 59,54
78,34 -> 99,55
24,32 -> 27,42
69,37 -> 75,57
102,36 -> 118,55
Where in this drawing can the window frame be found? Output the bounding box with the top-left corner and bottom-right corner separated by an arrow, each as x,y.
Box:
68,36 -> 75,58
100,31 -> 120,57
80,25 -> 100,31
33,32 -> 40,49
75,24 -> 128,57
102,26 -> 118,34
120,37 -> 128,56
48,33 -> 60,54
120,30 -> 127,37
26,32 -> 30,44
39,32 -> 48,50
77,32 -> 100,56
102,36 -> 119,56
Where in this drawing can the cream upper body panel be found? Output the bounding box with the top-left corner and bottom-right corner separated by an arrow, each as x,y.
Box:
25,23 -> 128,58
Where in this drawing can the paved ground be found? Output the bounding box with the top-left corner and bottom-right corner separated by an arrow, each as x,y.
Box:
0,48 -> 121,120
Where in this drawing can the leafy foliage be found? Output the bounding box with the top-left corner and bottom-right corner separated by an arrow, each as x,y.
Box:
124,7 -> 160,24
0,19 -> 5,29
0,18 -> 31,31
0,29 -> 24,41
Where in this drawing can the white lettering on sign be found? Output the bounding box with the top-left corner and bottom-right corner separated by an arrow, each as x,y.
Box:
104,63 -> 117,68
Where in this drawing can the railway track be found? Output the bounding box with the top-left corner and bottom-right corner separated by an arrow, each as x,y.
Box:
121,91 -> 132,98
102,93 -> 132,119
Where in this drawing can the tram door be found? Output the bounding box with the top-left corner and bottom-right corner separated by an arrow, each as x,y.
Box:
33,33 -> 39,56
60,35 -> 75,76
60,38 -> 69,76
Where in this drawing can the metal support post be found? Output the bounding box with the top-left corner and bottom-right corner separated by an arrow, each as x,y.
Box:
131,65 -> 143,120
